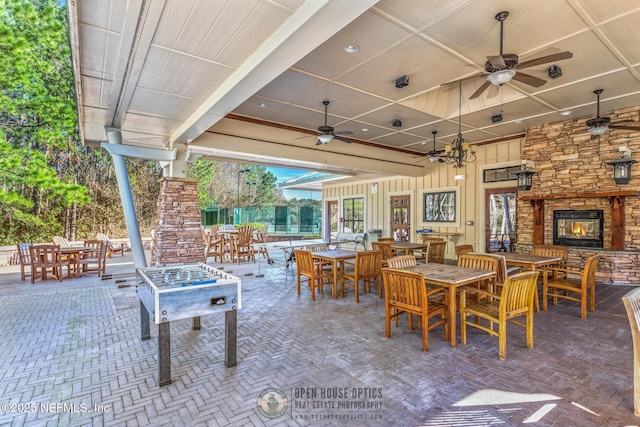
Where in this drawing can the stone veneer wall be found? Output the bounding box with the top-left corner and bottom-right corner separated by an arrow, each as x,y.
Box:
151,177 -> 205,267
517,105 -> 640,285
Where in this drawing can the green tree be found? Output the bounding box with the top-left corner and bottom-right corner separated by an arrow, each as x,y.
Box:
0,0 -> 93,244
1,0 -> 160,244
188,160 -> 284,210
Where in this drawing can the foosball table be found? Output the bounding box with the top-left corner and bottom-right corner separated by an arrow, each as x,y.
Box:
136,263 -> 241,386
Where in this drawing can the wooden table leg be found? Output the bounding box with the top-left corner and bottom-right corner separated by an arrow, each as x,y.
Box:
532,266 -> 540,313
448,286 -> 458,347
332,261 -> 338,298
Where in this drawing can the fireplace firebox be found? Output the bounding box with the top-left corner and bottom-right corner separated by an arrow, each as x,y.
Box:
553,210 -> 604,248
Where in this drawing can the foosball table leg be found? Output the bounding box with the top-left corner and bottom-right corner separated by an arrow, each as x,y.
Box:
158,322 -> 171,386
225,310 -> 237,367
140,300 -> 151,341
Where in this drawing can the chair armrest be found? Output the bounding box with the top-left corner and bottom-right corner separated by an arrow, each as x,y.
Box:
459,286 -> 501,300
425,286 -> 447,298
542,266 -> 584,278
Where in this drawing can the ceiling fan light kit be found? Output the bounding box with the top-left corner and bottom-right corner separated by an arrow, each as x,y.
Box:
487,69 -> 516,86
588,125 -> 608,136
318,134 -> 333,144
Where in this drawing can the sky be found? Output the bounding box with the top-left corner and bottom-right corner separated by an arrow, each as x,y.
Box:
266,166 -> 321,201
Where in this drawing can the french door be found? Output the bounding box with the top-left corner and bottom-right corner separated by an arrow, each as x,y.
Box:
485,187 -> 517,252
390,195 -> 411,243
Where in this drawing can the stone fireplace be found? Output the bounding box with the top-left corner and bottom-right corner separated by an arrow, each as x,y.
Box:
516,104 -> 640,285
553,210 -> 604,248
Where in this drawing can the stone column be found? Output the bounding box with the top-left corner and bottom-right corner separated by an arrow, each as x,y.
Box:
151,177 -> 205,267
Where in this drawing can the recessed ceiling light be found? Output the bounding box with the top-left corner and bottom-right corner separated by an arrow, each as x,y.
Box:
420,141 -> 426,145
258,103 -> 266,108
344,44 -> 359,53
361,128 -> 368,132
560,110 -> 572,116
515,119 -> 523,124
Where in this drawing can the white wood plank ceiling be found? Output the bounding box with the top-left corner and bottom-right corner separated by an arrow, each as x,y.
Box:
67,0 -> 640,179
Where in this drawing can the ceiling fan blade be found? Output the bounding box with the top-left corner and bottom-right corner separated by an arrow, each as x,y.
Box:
315,139 -> 322,146
487,54 -> 506,69
470,80 -> 492,99
512,72 -> 547,87
518,51 -> 573,69
334,130 -> 353,136
333,136 -> 352,143
294,134 -> 315,140
610,124 -> 640,131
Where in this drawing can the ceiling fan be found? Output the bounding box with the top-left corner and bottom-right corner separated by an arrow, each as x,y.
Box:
469,11 -> 573,99
309,100 -> 353,145
414,130 -> 444,163
587,89 -> 640,136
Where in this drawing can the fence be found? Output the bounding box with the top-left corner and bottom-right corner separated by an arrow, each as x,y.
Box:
201,205 -> 322,235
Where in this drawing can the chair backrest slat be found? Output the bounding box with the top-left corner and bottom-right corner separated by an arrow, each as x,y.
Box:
387,255 -> 417,269
371,241 -> 393,260
427,241 -> 447,264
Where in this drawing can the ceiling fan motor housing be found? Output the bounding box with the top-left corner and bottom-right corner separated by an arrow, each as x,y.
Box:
485,53 -> 518,72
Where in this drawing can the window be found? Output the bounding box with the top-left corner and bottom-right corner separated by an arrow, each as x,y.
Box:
483,166 -> 520,183
343,198 -> 364,233
423,191 -> 456,222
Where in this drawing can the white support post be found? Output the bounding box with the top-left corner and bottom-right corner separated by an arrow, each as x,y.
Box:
104,127 -> 147,269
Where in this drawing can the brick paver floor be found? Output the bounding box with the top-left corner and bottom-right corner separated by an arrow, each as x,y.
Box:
0,250 -> 638,426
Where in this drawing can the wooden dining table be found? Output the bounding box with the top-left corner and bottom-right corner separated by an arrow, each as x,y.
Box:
403,263 -> 496,347
311,249 -> 358,298
499,252 -> 562,312
60,246 -> 92,278
390,242 -> 429,260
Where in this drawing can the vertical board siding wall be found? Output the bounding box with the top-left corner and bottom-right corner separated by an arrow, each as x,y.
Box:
323,138 -> 523,260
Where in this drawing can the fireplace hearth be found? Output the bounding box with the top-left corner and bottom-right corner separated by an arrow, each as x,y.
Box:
553,210 -> 604,248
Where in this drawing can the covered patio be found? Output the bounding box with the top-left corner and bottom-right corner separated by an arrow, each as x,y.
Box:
0,251 -> 637,425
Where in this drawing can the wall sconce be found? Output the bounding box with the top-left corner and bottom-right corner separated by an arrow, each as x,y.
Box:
606,147 -> 636,184
514,162 -> 537,190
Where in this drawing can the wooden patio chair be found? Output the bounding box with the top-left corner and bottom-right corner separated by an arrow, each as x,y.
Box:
340,250 -> 383,302
232,225 -> 255,264
204,231 -> 224,263
80,240 -> 108,277
96,233 -> 125,258
460,271 -> 540,359
29,244 -> 64,283
622,287 -> 640,416
17,243 -> 33,282
387,255 -> 417,269
53,236 -> 72,248
371,241 -> 393,267
455,244 -> 474,259
532,244 -> 568,279
542,255 -> 600,319
426,241 -> 447,264
381,268 -> 449,352
293,249 -> 333,301
417,237 -> 444,261
458,254 -> 499,294
252,226 -> 271,262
